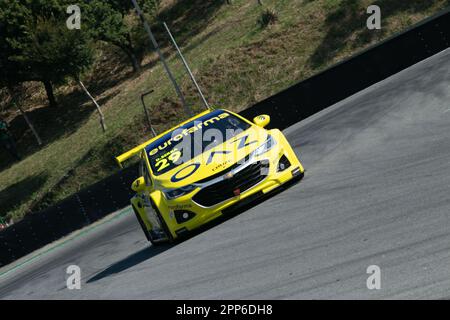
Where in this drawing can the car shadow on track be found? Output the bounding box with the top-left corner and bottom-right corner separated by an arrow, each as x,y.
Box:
86,244 -> 173,283
87,175 -> 304,284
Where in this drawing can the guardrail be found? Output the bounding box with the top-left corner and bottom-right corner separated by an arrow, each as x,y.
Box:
1,8 -> 449,268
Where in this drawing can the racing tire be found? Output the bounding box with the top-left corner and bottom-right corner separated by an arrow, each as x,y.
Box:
132,204 -> 152,242
151,200 -> 175,245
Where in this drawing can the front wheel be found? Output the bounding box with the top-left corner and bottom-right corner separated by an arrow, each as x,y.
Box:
132,203 -> 173,246
149,201 -> 174,245
132,204 -> 151,242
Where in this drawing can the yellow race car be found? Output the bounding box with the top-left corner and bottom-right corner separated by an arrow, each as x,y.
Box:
116,109 -> 304,244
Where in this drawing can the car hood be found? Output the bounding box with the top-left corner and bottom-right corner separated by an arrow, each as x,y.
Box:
153,128 -> 269,189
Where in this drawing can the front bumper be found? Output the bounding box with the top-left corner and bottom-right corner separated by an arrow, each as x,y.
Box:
163,150 -> 304,238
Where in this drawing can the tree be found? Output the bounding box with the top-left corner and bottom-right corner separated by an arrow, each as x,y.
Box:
8,84 -> 43,146
82,0 -> 161,73
0,0 -> 94,108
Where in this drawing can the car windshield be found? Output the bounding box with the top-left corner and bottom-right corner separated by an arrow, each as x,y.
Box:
145,110 -> 251,175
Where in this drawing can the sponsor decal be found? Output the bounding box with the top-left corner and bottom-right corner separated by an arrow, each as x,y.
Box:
148,112 -> 230,158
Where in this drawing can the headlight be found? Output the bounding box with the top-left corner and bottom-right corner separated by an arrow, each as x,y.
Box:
253,135 -> 276,157
164,185 -> 196,200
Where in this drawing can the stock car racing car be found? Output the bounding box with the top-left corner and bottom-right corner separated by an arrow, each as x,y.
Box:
115,109 -> 304,244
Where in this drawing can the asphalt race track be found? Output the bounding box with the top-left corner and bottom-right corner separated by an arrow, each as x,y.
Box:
0,48 -> 449,299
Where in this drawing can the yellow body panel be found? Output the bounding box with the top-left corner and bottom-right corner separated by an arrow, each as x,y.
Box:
117,109 -> 305,241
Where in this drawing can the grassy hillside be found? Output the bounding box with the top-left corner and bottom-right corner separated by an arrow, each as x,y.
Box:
1,0 -> 449,222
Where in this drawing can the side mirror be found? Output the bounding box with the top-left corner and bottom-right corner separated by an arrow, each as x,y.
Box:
131,176 -> 146,193
253,115 -> 270,128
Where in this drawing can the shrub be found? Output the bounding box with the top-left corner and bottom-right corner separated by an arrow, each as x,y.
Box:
258,7 -> 278,28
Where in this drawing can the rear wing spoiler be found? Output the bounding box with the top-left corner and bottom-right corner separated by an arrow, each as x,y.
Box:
115,137 -> 156,168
